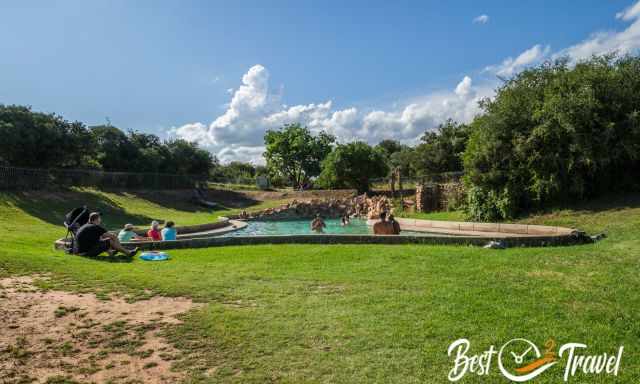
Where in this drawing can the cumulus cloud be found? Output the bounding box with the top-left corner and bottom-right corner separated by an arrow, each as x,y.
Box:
172,66 -> 486,163
172,1 -> 640,163
473,14 -> 489,24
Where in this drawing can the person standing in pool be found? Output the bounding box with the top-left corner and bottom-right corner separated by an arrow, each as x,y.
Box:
310,214 -> 326,233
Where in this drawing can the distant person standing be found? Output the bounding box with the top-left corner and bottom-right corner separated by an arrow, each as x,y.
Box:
161,221 -> 177,241
341,214 -> 350,226
310,214 -> 326,233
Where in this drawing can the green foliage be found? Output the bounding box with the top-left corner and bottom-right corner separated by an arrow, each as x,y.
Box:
0,105 -> 95,168
389,147 -> 416,178
374,139 -> 404,159
317,141 -> 388,193
0,105 -> 216,176
264,123 -> 335,188
411,119 -> 469,177
464,55 -> 640,220
210,161 -> 258,184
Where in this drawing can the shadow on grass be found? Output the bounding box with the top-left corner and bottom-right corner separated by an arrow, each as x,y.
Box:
0,187 -> 264,231
106,188 -> 263,214
78,253 -> 134,263
523,193 -> 640,218
1,189 -> 156,229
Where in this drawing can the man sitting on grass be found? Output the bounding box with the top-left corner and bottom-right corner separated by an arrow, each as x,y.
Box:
74,212 -> 139,257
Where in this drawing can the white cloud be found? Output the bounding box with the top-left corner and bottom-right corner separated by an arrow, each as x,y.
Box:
617,1 -> 640,21
473,14 -> 489,24
556,1 -> 640,63
486,44 -> 551,77
486,1 -> 640,77
173,1 -> 640,163
172,66 -> 486,163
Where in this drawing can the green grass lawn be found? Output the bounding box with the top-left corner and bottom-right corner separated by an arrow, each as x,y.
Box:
1,190 -> 639,383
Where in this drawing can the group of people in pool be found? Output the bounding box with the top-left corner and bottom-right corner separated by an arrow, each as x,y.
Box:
73,212 -> 178,258
309,211 -> 401,235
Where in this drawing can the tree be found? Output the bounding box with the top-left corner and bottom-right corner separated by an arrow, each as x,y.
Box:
211,161 -> 257,182
389,147 -> 416,179
264,123 -> 335,188
411,119 -> 469,177
164,139 -> 214,176
463,55 -> 640,220
375,139 -> 403,159
317,142 -> 389,193
0,105 -> 94,168
90,125 -> 140,171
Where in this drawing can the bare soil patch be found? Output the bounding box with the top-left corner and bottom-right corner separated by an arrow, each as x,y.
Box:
0,276 -> 200,384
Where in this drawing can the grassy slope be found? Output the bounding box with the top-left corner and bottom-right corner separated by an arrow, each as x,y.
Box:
0,190 -> 639,383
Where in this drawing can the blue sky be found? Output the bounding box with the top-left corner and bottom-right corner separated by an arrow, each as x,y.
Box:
2,0 -> 640,162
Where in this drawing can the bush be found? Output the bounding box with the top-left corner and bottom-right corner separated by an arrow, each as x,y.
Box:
463,55 -> 640,220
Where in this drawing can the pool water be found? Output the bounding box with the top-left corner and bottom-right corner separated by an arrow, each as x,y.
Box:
223,218 -> 424,236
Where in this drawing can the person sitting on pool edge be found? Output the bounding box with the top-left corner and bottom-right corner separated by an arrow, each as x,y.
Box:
373,211 -> 397,235
147,220 -> 162,241
310,213 -> 326,233
117,223 -> 146,242
388,214 -> 401,235
161,221 -> 177,241
74,212 -> 139,257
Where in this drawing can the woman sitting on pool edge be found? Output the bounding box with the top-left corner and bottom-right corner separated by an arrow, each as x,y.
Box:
161,221 -> 177,241
147,220 -> 162,241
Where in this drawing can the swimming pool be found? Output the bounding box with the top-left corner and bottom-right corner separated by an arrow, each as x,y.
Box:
222,218 -> 420,236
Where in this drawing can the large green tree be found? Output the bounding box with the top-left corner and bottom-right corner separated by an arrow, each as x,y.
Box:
317,142 -> 389,193
264,123 -> 335,188
411,119 -> 469,177
463,55 -> 640,220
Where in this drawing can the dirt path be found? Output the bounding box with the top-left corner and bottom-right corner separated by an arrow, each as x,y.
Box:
0,276 -> 200,384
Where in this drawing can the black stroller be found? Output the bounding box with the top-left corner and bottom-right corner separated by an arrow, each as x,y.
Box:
63,206 -> 90,253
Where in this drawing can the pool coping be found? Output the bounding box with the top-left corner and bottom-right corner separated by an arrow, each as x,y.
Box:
54,217 -> 589,250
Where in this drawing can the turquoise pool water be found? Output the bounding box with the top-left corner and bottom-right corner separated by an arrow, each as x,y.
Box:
223,218 -> 424,236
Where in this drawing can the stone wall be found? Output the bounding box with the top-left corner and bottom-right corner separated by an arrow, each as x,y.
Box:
416,182 -> 465,212
228,194 -> 395,221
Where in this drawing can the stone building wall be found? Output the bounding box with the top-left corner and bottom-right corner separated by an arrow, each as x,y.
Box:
416,182 -> 465,212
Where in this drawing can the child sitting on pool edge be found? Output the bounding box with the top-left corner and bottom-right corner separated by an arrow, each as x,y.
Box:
117,223 -> 146,242
161,221 -> 177,241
